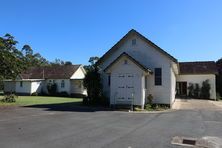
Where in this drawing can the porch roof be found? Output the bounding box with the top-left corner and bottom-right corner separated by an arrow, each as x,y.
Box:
104,52 -> 152,73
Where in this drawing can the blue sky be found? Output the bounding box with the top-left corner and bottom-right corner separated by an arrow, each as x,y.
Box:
1,0 -> 222,65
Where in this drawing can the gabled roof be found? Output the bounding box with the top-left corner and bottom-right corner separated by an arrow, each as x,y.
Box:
20,65 -> 81,79
97,29 -> 178,65
179,61 -> 218,75
104,52 -> 152,73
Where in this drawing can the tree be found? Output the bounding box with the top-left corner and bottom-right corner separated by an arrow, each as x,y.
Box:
50,58 -> 65,65
65,61 -> 72,65
0,34 -> 25,80
188,83 -> 194,97
193,83 -> 200,98
22,45 -> 49,67
83,57 -> 104,104
0,33 -> 49,81
216,58 -> 222,96
200,80 -> 211,99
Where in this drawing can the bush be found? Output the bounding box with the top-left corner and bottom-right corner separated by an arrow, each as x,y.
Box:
193,83 -> 200,98
188,83 -> 194,97
57,91 -> 69,97
146,94 -> 153,105
200,80 -> 211,99
1,94 -> 18,103
31,92 -> 38,96
216,75 -> 222,97
47,83 -> 57,96
83,57 -> 103,105
216,93 -> 221,101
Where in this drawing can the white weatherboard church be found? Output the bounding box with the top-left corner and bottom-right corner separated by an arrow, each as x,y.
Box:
97,29 -> 217,108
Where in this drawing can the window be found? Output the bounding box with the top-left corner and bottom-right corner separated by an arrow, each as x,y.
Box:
124,60 -> 128,65
20,81 -> 23,87
108,75 -> 111,86
155,68 -> 162,86
132,39 -> 136,46
145,76 -> 148,89
61,80 -> 65,88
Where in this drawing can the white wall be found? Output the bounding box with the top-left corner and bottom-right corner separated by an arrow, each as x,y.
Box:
170,68 -> 176,105
70,67 -> 85,79
70,80 -> 87,95
99,34 -> 175,105
15,81 -> 32,94
30,81 -> 42,94
176,74 -> 216,99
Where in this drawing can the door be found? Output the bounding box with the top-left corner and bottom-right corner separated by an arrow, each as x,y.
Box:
126,74 -> 134,101
116,73 -> 135,103
176,82 -> 187,97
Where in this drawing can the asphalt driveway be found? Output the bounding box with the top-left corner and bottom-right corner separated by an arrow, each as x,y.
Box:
0,103 -> 222,148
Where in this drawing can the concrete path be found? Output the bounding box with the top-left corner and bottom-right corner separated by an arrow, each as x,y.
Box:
172,99 -> 222,110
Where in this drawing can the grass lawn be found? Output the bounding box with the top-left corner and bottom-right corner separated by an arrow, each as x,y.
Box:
0,96 -> 82,106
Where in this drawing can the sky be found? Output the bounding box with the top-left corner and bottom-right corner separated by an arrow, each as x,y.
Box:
1,0 -> 222,65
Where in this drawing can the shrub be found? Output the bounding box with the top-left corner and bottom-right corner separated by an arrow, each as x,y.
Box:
31,92 -> 38,96
47,83 -> 57,96
188,83 -> 194,97
193,83 -> 200,98
146,94 -> 153,105
1,94 -> 18,103
83,57 -> 103,105
58,91 -> 69,97
216,93 -> 221,101
216,75 -> 222,97
200,80 -> 211,99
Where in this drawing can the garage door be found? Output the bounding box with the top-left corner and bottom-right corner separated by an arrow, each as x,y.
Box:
116,73 -> 135,103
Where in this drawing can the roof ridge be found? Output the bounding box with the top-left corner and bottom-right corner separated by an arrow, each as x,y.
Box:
179,61 -> 215,63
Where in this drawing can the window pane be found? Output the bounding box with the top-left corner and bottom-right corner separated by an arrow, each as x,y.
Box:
155,68 -> 162,85
108,75 -> 111,86
145,76 -> 148,89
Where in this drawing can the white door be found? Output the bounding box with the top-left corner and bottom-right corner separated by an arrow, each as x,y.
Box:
126,74 -> 134,101
116,73 -> 135,103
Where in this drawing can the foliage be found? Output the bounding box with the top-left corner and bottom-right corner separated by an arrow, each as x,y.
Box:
146,94 -> 153,105
0,34 -> 49,81
47,83 -> 58,96
216,93 -> 221,101
50,59 -> 72,66
200,80 -> 211,99
144,104 -> 169,111
216,58 -> 222,96
0,34 -> 26,80
0,81 -> 3,91
22,45 -> 49,67
1,94 -> 18,103
83,57 -> 105,105
31,92 -> 38,96
193,83 -> 200,98
188,83 -> 194,97
57,91 -> 69,97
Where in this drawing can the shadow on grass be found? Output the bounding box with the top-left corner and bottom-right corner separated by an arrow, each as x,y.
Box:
23,102 -> 112,112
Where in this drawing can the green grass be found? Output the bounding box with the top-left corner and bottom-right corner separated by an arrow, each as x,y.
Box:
0,96 -> 82,106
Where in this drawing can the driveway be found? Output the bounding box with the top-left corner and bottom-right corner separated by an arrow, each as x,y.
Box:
0,104 -> 222,148
172,99 -> 222,110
